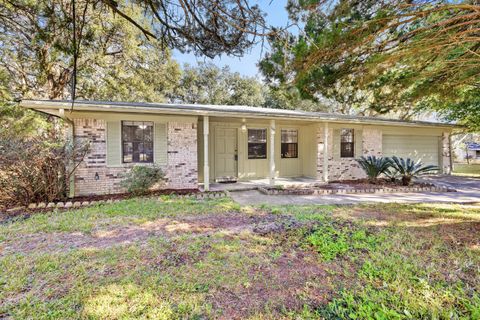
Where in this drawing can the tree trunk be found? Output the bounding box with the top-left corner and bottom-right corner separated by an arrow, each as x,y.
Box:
402,176 -> 412,186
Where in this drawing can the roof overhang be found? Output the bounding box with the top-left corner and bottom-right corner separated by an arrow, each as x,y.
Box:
20,99 -> 460,129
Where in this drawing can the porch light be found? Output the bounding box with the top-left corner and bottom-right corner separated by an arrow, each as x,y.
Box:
94,172 -> 100,180
241,124 -> 247,132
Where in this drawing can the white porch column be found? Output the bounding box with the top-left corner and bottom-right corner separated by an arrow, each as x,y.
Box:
203,116 -> 210,191
269,119 -> 276,186
323,122 -> 329,183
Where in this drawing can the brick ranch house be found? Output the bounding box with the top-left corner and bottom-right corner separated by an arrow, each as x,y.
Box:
21,100 -> 455,197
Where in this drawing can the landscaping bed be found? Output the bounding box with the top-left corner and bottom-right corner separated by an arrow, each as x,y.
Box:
259,179 -> 455,195
0,189 -> 228,223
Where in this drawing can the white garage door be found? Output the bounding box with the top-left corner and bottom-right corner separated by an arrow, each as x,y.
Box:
382,135 -> 440,166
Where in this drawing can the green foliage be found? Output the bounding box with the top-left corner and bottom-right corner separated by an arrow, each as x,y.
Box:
260,0 -> 480,128
120,165 -> 165,195
172,62 -> 266,106
0,0 -> 180,102
390,156 -> 439,186
356,156 -> 392,183
0,103 -> 51,138
307,220 -> 378,261
430,87 -> 480,132
307,226 -> 349,261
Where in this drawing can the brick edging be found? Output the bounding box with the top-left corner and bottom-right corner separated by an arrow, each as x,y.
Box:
258,185 -> 456,196
11,191 -> 229,212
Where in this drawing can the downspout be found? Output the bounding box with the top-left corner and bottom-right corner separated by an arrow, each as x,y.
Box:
59,109 -> 76,198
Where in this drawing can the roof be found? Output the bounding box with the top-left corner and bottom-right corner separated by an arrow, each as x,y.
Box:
466,142 -> 480,150
20,99 -> 458,129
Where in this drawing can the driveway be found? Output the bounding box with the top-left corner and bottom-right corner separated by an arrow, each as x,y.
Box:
230,175 -> 480,206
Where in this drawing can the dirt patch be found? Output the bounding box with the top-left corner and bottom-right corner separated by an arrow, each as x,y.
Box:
0,212 -> 314,257
210,249 -> 339,319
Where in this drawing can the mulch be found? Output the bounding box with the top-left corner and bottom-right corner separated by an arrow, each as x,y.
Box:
324,178 -> 434,190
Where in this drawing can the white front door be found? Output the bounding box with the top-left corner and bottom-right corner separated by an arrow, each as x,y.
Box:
214,127 -> 238,181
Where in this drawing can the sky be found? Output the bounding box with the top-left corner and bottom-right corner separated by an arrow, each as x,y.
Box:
173,0 -> 291,79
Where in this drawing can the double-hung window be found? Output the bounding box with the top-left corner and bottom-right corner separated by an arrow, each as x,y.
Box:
122,121 -> 153,163
281,129 -> 298,158
340,128 -> 354,158
248,129 -> 267,159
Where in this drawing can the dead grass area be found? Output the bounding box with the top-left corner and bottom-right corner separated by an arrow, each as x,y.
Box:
334,203 -> 480,248
1,212 -> 310,257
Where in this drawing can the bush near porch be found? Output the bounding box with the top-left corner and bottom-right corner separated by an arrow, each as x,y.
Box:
1,197 -> 479,319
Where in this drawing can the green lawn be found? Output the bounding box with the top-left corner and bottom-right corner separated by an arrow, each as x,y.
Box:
453,163 -> 480,177
1,197 -> 479,319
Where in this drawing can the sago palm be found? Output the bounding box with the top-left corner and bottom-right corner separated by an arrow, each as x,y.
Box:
355,156 -> 392,183
390,156 -> 439,186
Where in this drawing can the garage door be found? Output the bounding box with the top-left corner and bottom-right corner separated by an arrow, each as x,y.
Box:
382,135 -> 440,166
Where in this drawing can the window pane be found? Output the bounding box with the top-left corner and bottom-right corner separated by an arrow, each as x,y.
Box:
281,143 -> 298,158
248,143 -> 267,159
122,121 -> 154,163
341,129 -> 354,143
134,124 -> 144,141
144,125 -> 153,142
248,129 -> 266,143
281,129 -> 298,143
122,125 -> 133,141
123,142 -> 133,163
340,143 -> 354,157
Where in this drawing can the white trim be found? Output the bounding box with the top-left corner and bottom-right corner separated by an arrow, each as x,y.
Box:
203,116 -> 210,191
269,120 -> 276,186
323,122 -> 329,183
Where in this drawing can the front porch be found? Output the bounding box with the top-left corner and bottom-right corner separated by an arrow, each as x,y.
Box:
199,177 -> 324,192
198,115 -> 331,191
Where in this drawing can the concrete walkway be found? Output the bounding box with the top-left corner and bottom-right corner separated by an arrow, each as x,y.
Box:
230,175 -> 480,206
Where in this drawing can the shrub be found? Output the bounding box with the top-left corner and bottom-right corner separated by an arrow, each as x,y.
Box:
390,156 -> 439,186
384,167 -> 399,183
356,156 -> 392,183
0,134 -> 89,207
121,165 -> 165,195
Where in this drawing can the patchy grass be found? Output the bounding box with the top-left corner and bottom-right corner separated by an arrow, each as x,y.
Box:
453,163 -> 480,177
1,197 -> 479,319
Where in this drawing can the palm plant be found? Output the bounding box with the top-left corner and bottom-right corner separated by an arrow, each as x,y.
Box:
390,156 -> 439,186
356,156 -> 392,183
384,167 -> 399,183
